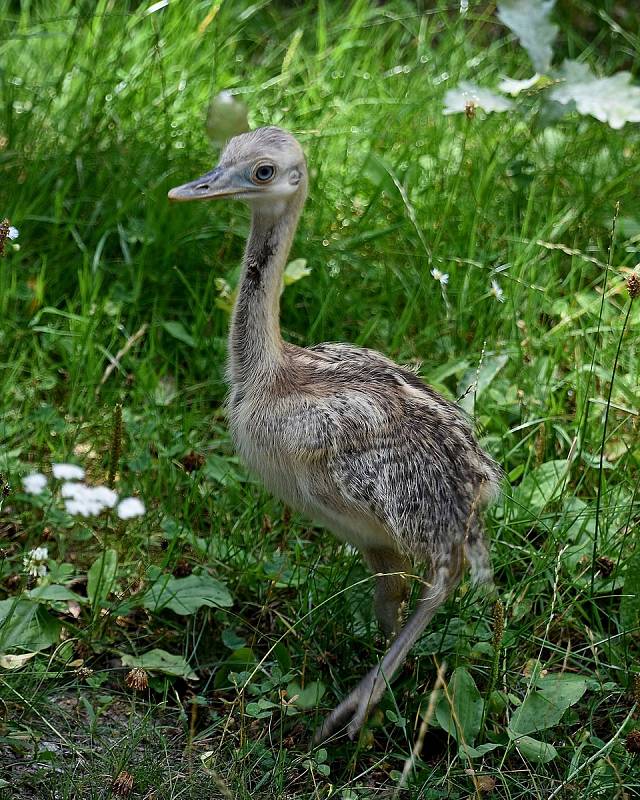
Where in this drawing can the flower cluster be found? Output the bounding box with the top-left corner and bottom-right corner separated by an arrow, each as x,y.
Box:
21,462 -> 145,520
490,279 -> 505,303
23,546 -> 48,578
430,268 -> 449,286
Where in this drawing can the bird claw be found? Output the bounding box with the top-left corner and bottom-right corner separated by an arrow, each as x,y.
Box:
313,669 -> 385,744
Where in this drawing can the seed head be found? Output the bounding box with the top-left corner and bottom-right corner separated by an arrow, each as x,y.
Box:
112,770 -> 134,797
180,450 -> 205,473
125,667 -> 149,691
76,666 -> 94,680
595,555 -> 615,577
0,219 -> 8,257
627,272 -> 640,300
626,729 -> 640,755
108,403 -> 123,488
492,599 -> 505,648
632,672 -> 640,706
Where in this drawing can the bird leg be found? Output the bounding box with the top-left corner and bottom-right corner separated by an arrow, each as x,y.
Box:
314,545 -> 464,744
363,548 -> 410,639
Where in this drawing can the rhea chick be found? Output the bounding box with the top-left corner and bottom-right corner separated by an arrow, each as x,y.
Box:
168,127 -> 501,743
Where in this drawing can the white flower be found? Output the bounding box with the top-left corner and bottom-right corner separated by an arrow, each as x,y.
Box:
431,268 -> 449,286
29,546 -> 48,562
26,562 -> 48,578
23,546 -> 48,578
91,486 -> 119,508
52,463 -> 85,480
62,482 -> 118,517
22,472 -> 48,495
117,497 -> 146,519
8,226 -> 19,240
490,279 -> 505,303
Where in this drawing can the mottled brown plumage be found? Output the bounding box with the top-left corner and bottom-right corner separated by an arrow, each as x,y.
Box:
169,127 -> 502,742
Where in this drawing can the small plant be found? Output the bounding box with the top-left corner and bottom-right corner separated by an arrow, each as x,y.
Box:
445,0 -> 640,130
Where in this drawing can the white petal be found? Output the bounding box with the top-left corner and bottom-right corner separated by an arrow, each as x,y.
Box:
91,486 -> 118,508
22,473 -> 48,495
52,463 -> 85,481
64,498 -> 94,517
61,481 -> 86,499
117,497 -> 146,519
7,226 -> 19,240
550,60 -> 640,129
29,546 -> 48,562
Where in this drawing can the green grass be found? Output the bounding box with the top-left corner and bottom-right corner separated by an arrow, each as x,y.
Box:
1,1 -> 640,797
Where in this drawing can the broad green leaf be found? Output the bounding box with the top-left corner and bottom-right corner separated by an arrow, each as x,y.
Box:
460,742 -> 501,759
497,0 -> 558,74
512,459 -> 568,517
203,454 -> 242,485
286,680 -> 326,709
458,354 -> 509,413
283,258 -> 311,286
221,628 -> 246,650
550,61 -> 640,130
0,599 -> 61,652
162,320 -> 196,348
121,648 -> 197,680
143,573 -> 233,615
510,673 -> 587,736
87,549 -> 118,608
513,734 -> 558,763
246,698 -> 278,718
273,642 -> 292,673
27,585 -> 86,604
435,667 -> 484,746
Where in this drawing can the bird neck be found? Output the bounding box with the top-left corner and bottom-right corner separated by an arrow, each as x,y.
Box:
228,192 -> 305,385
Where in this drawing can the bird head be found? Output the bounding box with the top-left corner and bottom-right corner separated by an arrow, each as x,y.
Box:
168,126 -> 307,214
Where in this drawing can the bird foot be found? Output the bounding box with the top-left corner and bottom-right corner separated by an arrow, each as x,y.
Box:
313,667 -> 387,745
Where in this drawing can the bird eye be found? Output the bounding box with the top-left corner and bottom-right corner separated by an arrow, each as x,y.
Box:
253,164 -> 275,183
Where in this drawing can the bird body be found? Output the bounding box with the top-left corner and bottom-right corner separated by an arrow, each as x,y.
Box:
169,126 -> 501,742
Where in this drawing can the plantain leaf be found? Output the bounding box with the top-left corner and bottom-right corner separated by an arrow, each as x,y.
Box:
143,572 -> 233,615
509,673 -> 587,736
0,599 -> 61,653
121,648 -> 197,680
87,549 -> 118,608
435,667 -> 484,746
497,0 -> 558,74
162,321 -> 196,348
550,60 -> 640,130
513,734 -> 558,763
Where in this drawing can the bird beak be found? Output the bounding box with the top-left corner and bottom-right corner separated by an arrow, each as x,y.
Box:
168,166 -> 244,202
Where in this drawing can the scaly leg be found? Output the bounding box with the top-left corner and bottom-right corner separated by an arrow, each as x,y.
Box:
315,545 -> 464,744
363,548 -> 410,639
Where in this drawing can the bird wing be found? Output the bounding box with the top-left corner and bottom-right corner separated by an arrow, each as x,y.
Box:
278,344 -> 500,557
